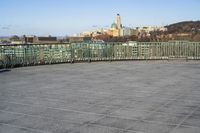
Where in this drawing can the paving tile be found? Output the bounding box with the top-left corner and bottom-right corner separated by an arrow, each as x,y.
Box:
0,111 -> 23,124
92,116 -> 136,130
0,123 -> 42,133
144,112 -> 186,125
125,101 -> 164,111
170,125 -> 200,133
68,124 -> 123,133
9,115 -> 80,133
93,116 -> 175,133
156,105 -> 196,115
182,115 -> 200,127
126,120 -> 176,133
111,108 -> 153,120
81,104 -> 120,115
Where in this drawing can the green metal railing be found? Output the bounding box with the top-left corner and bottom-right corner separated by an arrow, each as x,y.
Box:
0,41 -> 200,68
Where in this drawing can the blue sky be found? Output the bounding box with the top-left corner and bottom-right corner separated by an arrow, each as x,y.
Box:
0,0 -> 200,36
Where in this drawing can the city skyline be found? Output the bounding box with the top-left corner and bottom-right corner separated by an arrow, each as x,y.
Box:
1,0 -> 200,36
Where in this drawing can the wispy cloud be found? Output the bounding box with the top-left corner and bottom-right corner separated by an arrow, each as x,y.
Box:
92,25 -> 98,28
1,25 -> 12,30
2,27 -> 10,30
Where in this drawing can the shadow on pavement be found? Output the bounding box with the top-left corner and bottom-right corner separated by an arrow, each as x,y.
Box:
0,69 -> 11,73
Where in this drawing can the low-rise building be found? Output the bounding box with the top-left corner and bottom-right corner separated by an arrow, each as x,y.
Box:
68,37 -> 91,43
37,36 -> 58,44
23,35 -> 37,44
23,35 -> 58,44
80,31 -> 93,37
10,40 -> 24,44
137,26 -> 167,33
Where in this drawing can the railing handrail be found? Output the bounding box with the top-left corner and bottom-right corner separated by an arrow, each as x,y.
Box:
0,41 -> 200,69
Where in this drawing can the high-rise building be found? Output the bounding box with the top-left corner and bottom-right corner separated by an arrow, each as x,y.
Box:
116,14 -> 122,29
110,14 -> 123,37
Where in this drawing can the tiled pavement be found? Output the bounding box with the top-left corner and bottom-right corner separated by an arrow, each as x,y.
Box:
0,61 -> 200,133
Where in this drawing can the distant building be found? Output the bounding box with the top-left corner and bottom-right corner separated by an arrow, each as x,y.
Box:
110,14 -> 124,37
10,40 -> 24,44
137,26 -> 167,33
78,14 -> 171,40
68,37 -> 91,43
23,35 -> 37,44
0,37 -> 11,44
123,27 -> 132,36
23,35 -> 58,44
106,29 -> 114,36
80,14 -> 140,38
131,29 -> 139,36
37,36 -> 58,43
80,31 -> 93,37
10,35 -> 24,44
80,29 -> 105,37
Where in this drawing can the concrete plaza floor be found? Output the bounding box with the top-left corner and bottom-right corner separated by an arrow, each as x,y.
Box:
0,61 -> 200,133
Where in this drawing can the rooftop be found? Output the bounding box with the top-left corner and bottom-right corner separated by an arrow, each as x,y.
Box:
0,61 -> 200,133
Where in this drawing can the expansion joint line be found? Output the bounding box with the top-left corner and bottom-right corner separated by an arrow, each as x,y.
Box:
169,105 -> 200,133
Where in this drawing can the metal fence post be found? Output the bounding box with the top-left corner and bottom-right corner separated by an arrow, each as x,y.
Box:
70,43 -> 74,64
88,43 -> 91,63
